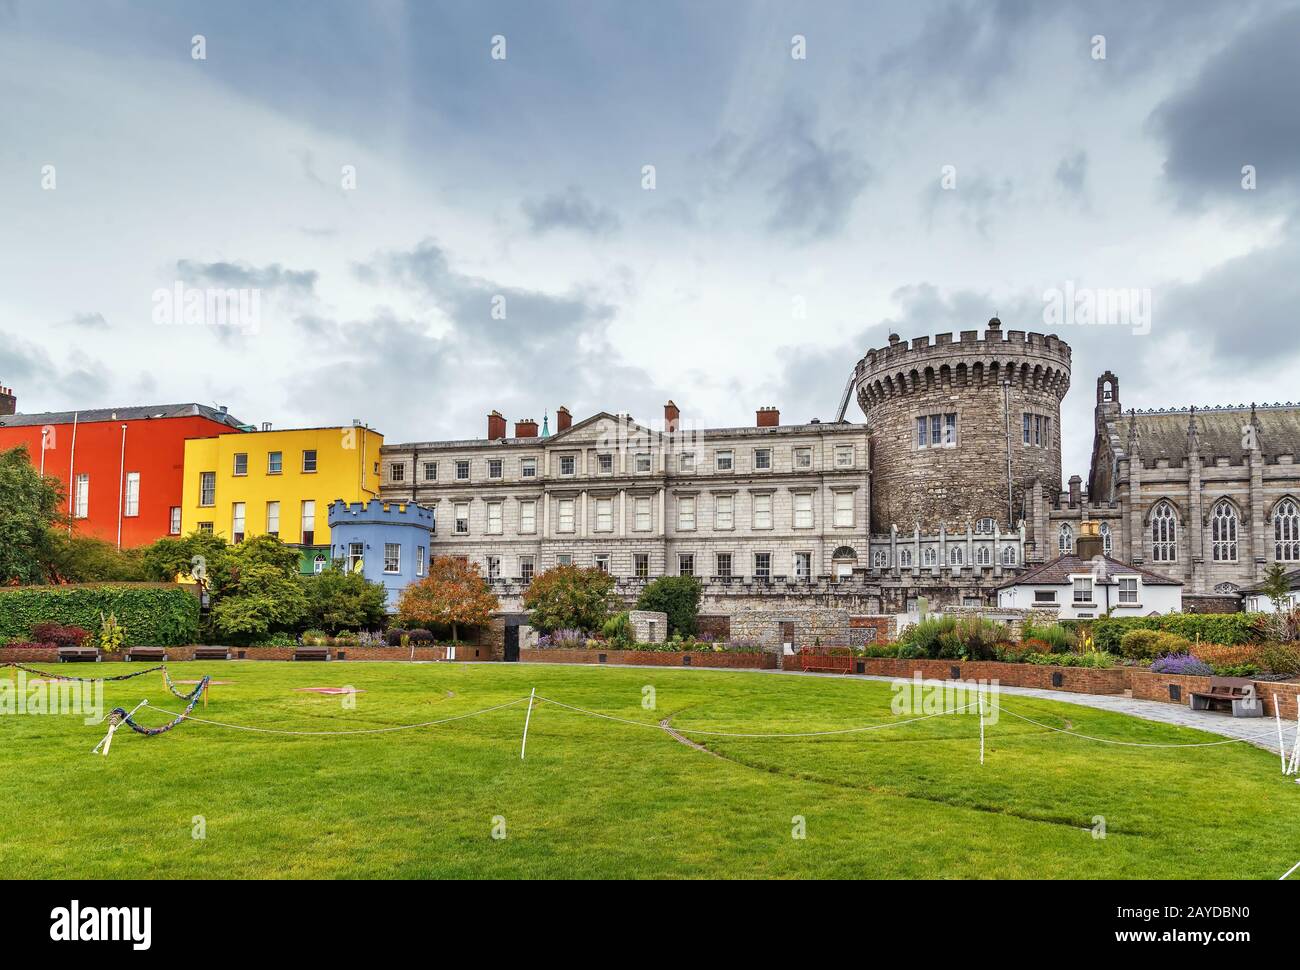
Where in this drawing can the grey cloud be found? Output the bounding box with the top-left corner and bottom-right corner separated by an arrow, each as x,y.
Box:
713,106 -> 871,242
923,172 -> 1014,238
522,187 -> 621,236
1055,151 -> 1088,199
66,311 -> 108,329
0,334 -> 110,411
1150,5 -> 1300,204
175,259 -> 318,293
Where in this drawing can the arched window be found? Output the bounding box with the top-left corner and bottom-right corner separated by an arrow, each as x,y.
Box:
1151,502 -> 1177,562
872,549 -> 889,568
1276,498 -> 1300,562
922,546 -> 937,566
1099,521 -> 1112,556
312,554 -> 328,574
1058,523 -> 1073,554
899,547 -> 913,567
975,545 -> 992,566
949,545 -> 964,566
1211,501 -> 1238,562
1001,545 -> 1017,565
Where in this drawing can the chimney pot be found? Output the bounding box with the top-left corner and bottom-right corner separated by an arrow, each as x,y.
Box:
0,384 -> 15,416
664,400 -> 680,432
487,410 -> 507,440
756,406 -> 780,428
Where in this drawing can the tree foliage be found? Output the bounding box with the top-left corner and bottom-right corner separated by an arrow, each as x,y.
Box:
397,556 -> 498,641
0,446 -> 63,585
302,564 -> 389,633
521,564 -> 616,633
635,575 -> 702,637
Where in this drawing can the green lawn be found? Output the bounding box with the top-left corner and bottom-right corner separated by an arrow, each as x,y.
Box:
2,660 -> 1296,879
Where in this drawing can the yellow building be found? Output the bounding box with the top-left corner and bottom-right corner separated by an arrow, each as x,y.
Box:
181,425 -> 384,573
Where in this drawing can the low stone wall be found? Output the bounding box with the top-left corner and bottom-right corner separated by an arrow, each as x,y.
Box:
520,648 -> 777,669
849,615 -> 893,645
1129,669 -> 1300,719
857,657 -> 1129,695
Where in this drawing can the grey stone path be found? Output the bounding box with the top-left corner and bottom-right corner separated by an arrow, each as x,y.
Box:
515,661 -> 1297,752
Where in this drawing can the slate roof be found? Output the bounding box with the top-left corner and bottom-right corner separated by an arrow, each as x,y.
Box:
996,553 -> 1182,589
0,403 -> 246,430
1112,404 -> 1300,463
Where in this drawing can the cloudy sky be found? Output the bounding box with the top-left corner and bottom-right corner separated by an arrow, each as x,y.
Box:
2,0 -> 1298,476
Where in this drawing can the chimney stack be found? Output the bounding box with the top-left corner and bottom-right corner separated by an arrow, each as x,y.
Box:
664,400 -> 680,432
756,406 -> 780,428
1076,520 -> 1104,561
1068,474 -> 1081,508
487,410 -> 506,441
514,418 -> 538,438
556,406 -> 572,433
0,385 -> 15,416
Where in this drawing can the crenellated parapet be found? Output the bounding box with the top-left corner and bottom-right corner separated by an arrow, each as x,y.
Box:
327,498 -> 435,529
856,323 -> 1072,409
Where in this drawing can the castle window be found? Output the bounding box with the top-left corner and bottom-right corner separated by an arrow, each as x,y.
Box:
716,553 -> 732,579
899,547 -> 913,567
949,545 -> 964,566
1001,545 -> 1017,565
794,552 -> 811,579
923,547 -> 937,566
976,545 -> 992,566
416,547 -> 425,577
1151,502 -> 1178,562
347,542 -> 363,573
1276,499 -> 1300,562
1058,523 -> 1073,554
1099,521 -> 1113,555
872,549 -> 889,568
1211,501 -> 1239,562
916,413 -> 957,449
1022,414 -> 1051,447
754,552 -> 772,580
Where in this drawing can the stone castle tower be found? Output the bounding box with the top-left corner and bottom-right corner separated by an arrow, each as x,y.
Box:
855,317 -> 1071,535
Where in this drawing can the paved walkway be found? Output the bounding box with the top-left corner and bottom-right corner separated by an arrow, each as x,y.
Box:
519,661 -> 1296,752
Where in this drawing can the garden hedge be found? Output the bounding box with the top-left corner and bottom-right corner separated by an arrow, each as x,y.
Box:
0,584 -> 200,647
1091,613 -> 1259,652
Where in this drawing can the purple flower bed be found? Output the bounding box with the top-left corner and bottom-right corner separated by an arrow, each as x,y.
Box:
1150,653 -> 1214,676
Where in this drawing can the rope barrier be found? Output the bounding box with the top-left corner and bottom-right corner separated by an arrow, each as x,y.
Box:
991,701 -> 1280,750
109,677 -> 210,737
1,662 -> 165,682
134,695 -> 531,737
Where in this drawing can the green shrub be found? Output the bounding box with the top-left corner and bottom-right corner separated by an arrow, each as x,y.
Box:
0,584 -> 199,646
635,576 -> 702,637
1119,629 -> 1165,660
1093,613 -> 1259,652
1023,650 -> 1116,668
601,611 -> 636,648
899,616 -> 956,657
1259,643 -> 1300,677
1021,622 -> 1076,654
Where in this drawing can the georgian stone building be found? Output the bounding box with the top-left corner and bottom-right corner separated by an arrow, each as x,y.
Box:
378,404 -> 871,614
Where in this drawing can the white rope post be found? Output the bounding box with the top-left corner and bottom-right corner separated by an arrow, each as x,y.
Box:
978,687 -> 986,766
520,688 -> 536,760
1289,696 -> 1300,776
1276,697 -> 1287,774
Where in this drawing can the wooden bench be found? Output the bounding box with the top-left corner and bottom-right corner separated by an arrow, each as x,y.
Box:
293,645 -> 330,662
1189,676 -> 1262,718
58,646 -> 100,663
126,646 -> 167,662
193,646 -> 232,661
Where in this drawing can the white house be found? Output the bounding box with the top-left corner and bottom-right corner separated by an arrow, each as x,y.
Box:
1241,569 -> 1300,613
995,552 -> 1183,619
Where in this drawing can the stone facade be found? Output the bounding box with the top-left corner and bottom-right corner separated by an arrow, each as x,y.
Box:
628,610 -> 668,643
856,318 -> 1069,542
378,406 -> 870,590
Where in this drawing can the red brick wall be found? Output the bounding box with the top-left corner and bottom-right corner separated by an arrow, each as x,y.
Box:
858,657 -> 1128,694
521,648 -> 777,669
1,646 -> 59,663
1129,669 -> 1300,718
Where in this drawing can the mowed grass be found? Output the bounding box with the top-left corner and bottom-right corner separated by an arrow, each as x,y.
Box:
2,660 -> 1297,879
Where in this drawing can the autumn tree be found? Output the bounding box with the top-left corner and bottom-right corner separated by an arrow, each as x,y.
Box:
521,564 -> 617,633
397,556 -> 498,643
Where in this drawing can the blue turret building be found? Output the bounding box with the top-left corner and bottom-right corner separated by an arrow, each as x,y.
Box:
327,499 -> 436,610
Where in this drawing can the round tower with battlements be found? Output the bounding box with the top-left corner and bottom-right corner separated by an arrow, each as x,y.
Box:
855,318 -> 1071,534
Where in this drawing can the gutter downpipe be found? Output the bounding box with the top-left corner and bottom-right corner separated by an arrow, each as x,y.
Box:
116,423 -> 128,548
67,411 -> 79,534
